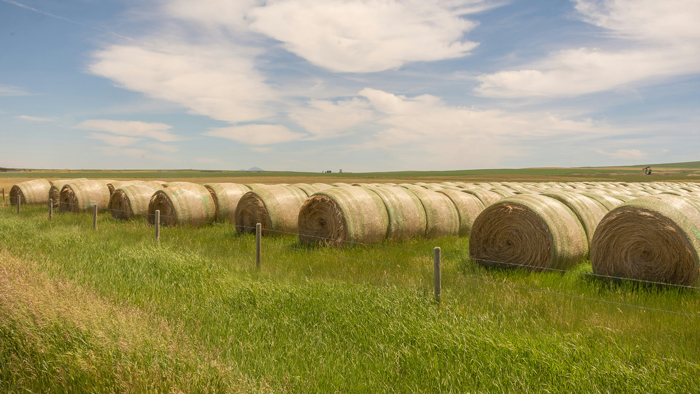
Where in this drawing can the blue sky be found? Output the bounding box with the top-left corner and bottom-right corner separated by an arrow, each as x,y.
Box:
1,0 -> 699,172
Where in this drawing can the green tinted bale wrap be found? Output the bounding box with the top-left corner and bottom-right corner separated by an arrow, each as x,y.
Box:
59,180 -> 111,213
542,191 -> 608,248
204,183 -> 250,223
147,183 -> 216,226
235,185 -> 308,236
470,194 -> 588,271
298,186 -> 389,247
364,186 -> 427,241
10,179 -> 52,206
436,189 -> 486,237
591,195 -> 700,286
109,184 -> 158,220
404,187 -> 460,238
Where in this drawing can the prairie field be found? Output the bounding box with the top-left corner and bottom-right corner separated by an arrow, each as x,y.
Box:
1,170 -> 700,392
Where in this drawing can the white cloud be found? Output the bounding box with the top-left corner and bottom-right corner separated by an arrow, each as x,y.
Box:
203,124 -> 305,145
289,98 -> 375,139
597,148 -> 646,160
476,0 -> 700,98
89,43 -> 275,123
16,115 -> 55,122
76,119 -> 181,142
358,88 -> 620,168
86,133 -> 143,147
250,147 -> 273,153
0,84 -> 30,96
248,0 -> 483,72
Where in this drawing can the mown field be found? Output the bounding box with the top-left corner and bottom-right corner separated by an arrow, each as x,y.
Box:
1,196 -> 699,392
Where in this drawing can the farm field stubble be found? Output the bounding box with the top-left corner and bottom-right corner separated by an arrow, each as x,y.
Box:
1,201 -> 699,392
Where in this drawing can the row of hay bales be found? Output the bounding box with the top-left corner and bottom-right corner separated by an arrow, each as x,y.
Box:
10,178 -> 700,285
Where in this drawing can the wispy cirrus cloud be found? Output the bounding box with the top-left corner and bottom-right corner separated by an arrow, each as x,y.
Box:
475,0 -> 700,98
76,119 -> 182,142
203,124 -> 305,145
16,115 -> 55,122
0,84 -> 30,96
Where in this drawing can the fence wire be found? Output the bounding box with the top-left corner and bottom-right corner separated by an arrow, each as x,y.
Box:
3,201 -> 700,319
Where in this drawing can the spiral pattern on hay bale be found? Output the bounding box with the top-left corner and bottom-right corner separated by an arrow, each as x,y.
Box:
147,183 -> 215,226
591,195 -> 700,286
298,187 -> 389,247
470,194 -> 588,271
59,180 -> 111,213
10,179 -> 52,206
235,185 -> 308,236
109,184 -> 159,220
204,183 -> 250,222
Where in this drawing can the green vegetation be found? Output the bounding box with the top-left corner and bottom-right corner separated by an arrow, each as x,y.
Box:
1,205 -> 699,392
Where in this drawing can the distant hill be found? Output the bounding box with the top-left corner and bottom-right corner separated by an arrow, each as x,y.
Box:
238,167 -> 264,172
641,161 -> 700,169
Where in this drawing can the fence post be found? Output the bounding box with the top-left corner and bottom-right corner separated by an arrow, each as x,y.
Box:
49,199 -> 53,220
256,223 -> 262,270
93,205 -> 98,230
155,210 -> 160,242
434,247 -> 441,304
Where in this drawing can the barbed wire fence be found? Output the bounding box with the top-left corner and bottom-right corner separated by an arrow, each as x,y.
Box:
4,198 -> 700,319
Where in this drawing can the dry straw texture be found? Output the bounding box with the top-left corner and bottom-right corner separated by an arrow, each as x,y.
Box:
404,187 -> 460,238
10,179 -> 52,206
147,183 -> 216,226
204,183 -> 250,223
298,187 -> 389,247
461,189 -> 502,207
109,184 -> 158,220
470,194 -> 588,271
364,186 -> 426,241
293,183 -> 333,197
59,180 -> 111,213
107,181 -> 139,196
591,195 -> 700,286
542,191 -> 608,248
437,189 -> 485,237
49,179 -> 86,208
578,192 -> 625,211
235,185 -> 308,236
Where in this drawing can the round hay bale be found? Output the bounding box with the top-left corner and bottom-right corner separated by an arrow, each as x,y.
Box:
109,184 -> 158,220
298,187 -> 389,246
10,179 -> 52,206
331,183 -> 352,187
107,181 -> 141,196
364,186 -> 426,241
436,189 -> 485,237
48,179 -> 87,208
542,191 -> 607,248
245,183 -> 269,190
59,180 -> 111,213
147,183 -> 216,226
489,188 -> 515,198
577,192 -> 625,211
235,185 -> 308,236
462,189 -> 502,207
204,183 -> 250,223
293,183 -> 333,196
137,181 -> 167,189
591,195 -> 700,286
470,194 -> 588,271
405,187 -> 459,238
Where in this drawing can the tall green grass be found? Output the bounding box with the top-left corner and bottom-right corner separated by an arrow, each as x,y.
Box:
1,205 -> 699,392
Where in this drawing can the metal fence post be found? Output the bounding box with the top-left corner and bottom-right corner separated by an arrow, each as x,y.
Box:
155,210 -> 160,242
256,223 -> 262,270
49,199 -> 53,220
434,247 -> 441,304
93,205 -> 98,230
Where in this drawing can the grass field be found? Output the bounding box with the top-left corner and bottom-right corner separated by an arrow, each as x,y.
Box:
1,201 -> 699,392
